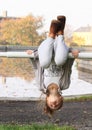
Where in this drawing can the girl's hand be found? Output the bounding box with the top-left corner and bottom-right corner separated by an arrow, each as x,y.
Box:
26,50 -> 33,55
71,50 -> 79,58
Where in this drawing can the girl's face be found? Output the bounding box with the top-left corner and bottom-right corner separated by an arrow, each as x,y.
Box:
46,94 -> 63,110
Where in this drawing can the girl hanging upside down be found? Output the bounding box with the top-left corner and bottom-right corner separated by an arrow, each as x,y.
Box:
27,15 -> 79,117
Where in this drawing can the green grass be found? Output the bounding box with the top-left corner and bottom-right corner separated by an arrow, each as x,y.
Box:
0,124 -> 76,130
64,95 -> 92,102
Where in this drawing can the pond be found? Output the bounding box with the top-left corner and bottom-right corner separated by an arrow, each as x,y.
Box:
0,61 -> 92,100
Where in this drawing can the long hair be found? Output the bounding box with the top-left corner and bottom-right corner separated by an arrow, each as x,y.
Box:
43,83 -> 63,116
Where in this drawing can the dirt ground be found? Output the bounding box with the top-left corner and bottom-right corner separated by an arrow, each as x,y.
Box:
0,100 -> 92,130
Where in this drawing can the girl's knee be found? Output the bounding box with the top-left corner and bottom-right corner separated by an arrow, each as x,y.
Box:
39,58 -> 51,68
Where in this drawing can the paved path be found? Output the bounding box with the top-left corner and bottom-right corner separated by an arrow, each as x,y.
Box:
0,100 -> 92,130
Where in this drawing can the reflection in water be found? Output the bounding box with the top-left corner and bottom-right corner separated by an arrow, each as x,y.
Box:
0,57 -> 41,99
0,58 -> 35,81
0,61 -> 92,99
0,76 -> 42,98
1,76 -> 6,85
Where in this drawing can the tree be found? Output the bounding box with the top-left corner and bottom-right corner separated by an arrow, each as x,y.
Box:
0,14 -> 46,46
72,34 -> 85,46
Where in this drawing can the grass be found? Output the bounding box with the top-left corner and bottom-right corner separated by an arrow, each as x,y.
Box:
0,124 -> 76,130
64,95 -> 92,102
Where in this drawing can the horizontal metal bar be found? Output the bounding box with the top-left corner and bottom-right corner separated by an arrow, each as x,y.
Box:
0,52 -> 35,58
68,52 -> 92,59
0,52 -> 92,59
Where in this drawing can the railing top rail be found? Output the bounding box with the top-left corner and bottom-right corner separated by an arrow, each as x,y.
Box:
0,51 -> 92,59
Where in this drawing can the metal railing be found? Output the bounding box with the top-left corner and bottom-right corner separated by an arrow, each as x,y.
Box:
0,45 -> 92,59
0,51 -> 92,59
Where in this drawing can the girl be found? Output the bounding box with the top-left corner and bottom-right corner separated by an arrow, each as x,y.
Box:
27,16 -> 79,116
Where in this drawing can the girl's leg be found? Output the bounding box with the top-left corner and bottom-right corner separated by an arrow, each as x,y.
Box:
38,19 -> 61,68
38,37 -> 54,68
54,35 -> 69,66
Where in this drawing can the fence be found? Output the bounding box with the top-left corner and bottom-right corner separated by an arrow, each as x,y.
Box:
77,46 -> 92,84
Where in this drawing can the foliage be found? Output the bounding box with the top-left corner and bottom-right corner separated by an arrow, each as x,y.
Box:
72,34 -> 85,46
0,124 -> 76,130
69,42 -> 79,47
0,14 -> 46,46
